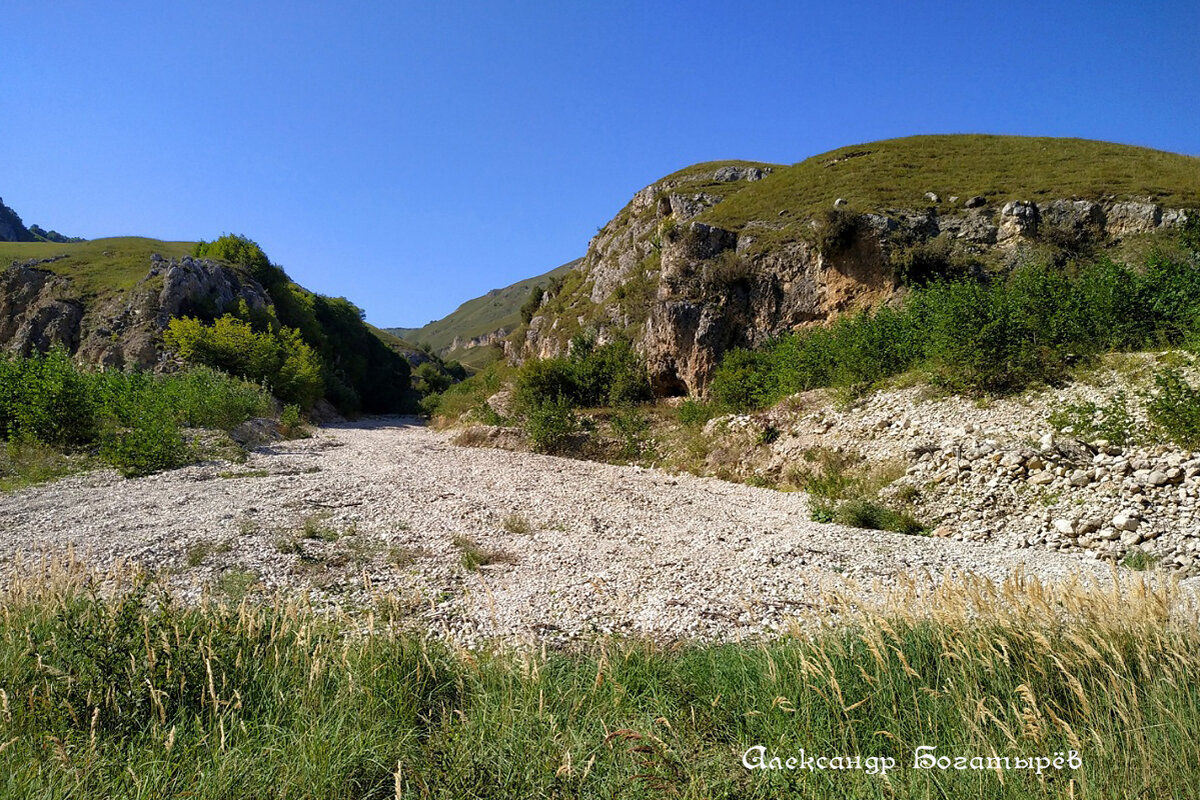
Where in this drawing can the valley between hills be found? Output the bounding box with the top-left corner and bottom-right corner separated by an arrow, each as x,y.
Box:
4,133 -> 1200,797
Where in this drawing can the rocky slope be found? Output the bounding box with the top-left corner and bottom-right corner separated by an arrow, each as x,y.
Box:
2,247 -> 272,369
510,136 -> 1199,395
1,228 -> 414,412
645,352 -> 1200,577
0,198 -> 34,243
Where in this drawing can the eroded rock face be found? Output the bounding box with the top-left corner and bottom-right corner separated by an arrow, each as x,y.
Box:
0,263 -> 84,355
519,174 -> 1191,397
1,255 -> 272,369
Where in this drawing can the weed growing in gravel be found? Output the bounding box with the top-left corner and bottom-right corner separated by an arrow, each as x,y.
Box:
214,567 -> 258,602
790,448 -> 925,534
300,513 -> 344,542
501,513 -> 533,534
1050,390 -> 1140,445
832,498 -> 927,535
273,535 -> 305,556
185,539 -> 233,568
388,545 -> 432,568
343,535 -> 382,570
1145,368 -> 1200,447
217,469 -> 270,479
0,437 -> 87,491
1122,549 -> 1160,571
453,536 -> 518,571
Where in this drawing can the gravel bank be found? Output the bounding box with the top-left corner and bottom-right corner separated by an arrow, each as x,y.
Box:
0,417 -> 1138,645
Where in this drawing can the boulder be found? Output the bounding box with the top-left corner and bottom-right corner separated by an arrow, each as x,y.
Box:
230,418 -> 284,448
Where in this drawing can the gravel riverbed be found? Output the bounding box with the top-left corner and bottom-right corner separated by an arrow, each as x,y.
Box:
0,417 -> 1146,645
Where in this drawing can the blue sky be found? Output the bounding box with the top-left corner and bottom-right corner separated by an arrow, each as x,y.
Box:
3,1 -> 1197,327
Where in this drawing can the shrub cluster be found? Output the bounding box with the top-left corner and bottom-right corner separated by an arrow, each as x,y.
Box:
192,235 -> 413,414
513,333 -> 652,454
0,350 -> 271,477
164,315 -> 324,408
711,249 -> 1200,411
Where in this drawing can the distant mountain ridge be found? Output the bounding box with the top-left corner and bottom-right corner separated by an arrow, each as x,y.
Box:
0,197 -> 83,244
386,258 -> 579,368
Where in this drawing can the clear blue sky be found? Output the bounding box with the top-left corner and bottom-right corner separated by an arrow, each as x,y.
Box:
3,1 -> 1197,328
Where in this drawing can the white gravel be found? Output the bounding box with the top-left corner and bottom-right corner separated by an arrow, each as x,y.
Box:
0,417 -> 1125,645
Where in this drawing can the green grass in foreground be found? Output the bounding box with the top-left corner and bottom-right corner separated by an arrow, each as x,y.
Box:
0,561 -> 1196,798
0,237 -> 195,297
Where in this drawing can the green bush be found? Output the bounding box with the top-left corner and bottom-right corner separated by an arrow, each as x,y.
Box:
519,286 -> 544,324
610,406 -> 653,461
709,348 -> 774,412
709,241 -> 1200,410
1145,368 -> 1200,448
193,235 -> 413,415
0,353 -> 276,480
812,208 -> 864,256
514,334 -> 651,415
1049,391 -> 1139,446
164,315 -> 323,408
833,498 -> 926,535
99,412 -> 187,478
676,399 -> 716,428
193,233 -> 284,289
0,349 -> 97,446
525,396 -> 578,454
891,236 -> 977,286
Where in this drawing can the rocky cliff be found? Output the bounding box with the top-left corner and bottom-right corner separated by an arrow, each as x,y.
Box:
1,251 -> 271,369
512,136 -> 1199,396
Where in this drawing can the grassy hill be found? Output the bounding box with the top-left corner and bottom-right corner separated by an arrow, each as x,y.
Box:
2,230 -> 415,414
698,134 -> 1200,231
0,237 -> 193,297
387,258 -> 580,354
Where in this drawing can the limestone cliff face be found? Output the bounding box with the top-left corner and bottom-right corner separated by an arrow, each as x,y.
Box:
516,169 -> 1192,397
1,254 -> 272,369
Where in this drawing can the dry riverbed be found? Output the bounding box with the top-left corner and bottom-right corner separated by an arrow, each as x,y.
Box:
0,417 -> 1158,645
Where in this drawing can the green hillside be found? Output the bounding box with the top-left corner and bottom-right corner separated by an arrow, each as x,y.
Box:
2,230 -> 414,414
388,258 -> 580,353
0,237 -> 194,297
699,134 -> 1200,232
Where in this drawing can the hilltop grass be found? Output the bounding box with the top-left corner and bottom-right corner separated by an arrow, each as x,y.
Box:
700,135 -> 1200,231
0,237 -> 194,297
1,559 -> 1197,798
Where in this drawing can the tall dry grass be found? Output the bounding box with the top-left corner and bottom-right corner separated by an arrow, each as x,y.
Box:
0,556 -> 1195,798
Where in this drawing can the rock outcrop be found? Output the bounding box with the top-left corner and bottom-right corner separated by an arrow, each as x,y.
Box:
1,254 -> 272,369
516,166 -> 1192,397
